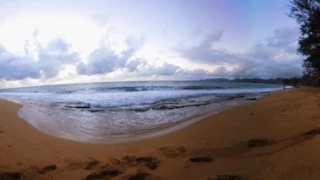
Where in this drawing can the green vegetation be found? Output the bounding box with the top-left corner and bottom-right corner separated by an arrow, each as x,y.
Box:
289,0 -> 320,85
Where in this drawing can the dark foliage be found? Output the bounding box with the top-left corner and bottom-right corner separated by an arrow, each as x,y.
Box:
289,0 -> 320,81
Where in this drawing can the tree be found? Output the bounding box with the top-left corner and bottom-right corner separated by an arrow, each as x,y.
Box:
289,0 -> 320,77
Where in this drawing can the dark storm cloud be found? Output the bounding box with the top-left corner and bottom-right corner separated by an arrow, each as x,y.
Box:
178,27 -> 303,78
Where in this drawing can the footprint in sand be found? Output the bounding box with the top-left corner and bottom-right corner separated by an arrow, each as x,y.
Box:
0,172 -> 22,180
37,165 -> 57,174
158,146 -> 187,158
303,127 -> 320,136
189,156 -> 213,163
84,159 -> 101,170
207,174 -> 245,180
121,155 -> 160,170
84,169 -> 120,180
246,138 -> 274,147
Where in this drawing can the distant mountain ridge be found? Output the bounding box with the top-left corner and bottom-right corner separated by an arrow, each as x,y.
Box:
201,78 -> 299,86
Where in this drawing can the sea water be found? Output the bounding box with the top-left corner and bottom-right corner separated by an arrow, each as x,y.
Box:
0,81 -> 284,143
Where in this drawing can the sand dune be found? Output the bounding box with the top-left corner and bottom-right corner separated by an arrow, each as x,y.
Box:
1,87 -> 320,179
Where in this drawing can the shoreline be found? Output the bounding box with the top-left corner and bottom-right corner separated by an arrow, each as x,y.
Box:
17,99 -> 237,144
4,92 -> 266,144
2,87 -> 320,179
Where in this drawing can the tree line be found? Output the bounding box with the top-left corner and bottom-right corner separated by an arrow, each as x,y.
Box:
289,0 -> 320,86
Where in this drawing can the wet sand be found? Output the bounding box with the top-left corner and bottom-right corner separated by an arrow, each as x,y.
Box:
1,87 -> 320,179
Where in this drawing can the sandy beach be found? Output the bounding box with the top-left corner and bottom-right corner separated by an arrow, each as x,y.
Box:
1,87 -> 320,179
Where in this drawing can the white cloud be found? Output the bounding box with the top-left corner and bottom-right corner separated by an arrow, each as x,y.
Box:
0,37 -> 80,81
0,46 -> 40,80
177,27 -> 303,78
176,30 -> 240,65
76,37 -> 143,75
0,26 -> 304,88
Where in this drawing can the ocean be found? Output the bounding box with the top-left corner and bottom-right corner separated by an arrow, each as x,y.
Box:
0,81 -> 284,143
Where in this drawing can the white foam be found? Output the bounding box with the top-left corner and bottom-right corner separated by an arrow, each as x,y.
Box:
0,87 -> 282,107
13,91 -> 271,143
0,83 -> 284,143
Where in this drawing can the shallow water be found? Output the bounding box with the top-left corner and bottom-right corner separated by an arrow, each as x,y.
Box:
0,81 -> 283,143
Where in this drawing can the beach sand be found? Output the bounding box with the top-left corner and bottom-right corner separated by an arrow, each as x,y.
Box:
1,87 -> 320,179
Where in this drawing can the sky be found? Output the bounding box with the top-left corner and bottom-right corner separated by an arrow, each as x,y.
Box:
0,0 -> 302,88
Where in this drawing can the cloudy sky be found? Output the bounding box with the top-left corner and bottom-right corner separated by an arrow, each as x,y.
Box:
0,0 -> 302,88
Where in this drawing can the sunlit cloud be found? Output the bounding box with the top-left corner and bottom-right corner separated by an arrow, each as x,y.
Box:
0,0 -> 302,88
